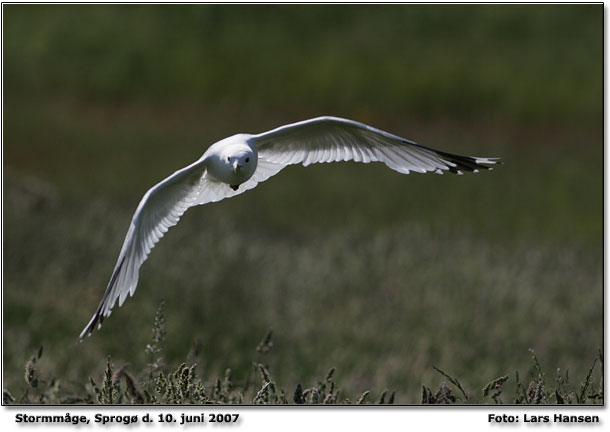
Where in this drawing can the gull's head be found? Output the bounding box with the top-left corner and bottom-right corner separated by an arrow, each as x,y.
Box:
205,136 -> 258,188
221,144 -> 257,185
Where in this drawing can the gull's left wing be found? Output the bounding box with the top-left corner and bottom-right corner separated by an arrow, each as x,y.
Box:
249,116 -> 500,175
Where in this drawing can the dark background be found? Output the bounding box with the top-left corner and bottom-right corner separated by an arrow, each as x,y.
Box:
3,4 -> 602,403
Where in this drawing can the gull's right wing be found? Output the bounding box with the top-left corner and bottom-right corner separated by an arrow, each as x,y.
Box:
80,156 -> 286,340
80,159 -> 207,340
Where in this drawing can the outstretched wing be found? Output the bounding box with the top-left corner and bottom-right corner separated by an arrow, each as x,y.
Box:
80,160 -> 207,339
80,157 -> 285,340
249,116 -> 500,174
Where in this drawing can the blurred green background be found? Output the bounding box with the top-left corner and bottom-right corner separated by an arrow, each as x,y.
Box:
3,4 -> 603,403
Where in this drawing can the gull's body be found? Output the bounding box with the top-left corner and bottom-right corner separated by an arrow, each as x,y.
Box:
80,116 -> 500,339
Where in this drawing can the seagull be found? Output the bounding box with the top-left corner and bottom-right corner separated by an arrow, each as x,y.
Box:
80,116 -> 500,340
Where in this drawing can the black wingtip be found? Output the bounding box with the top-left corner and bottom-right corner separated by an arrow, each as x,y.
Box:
79,313 -> 104,342
437,152 -> 501,174
79,253 -> 126,341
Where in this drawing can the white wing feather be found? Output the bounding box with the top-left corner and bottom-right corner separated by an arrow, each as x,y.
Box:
249,116 -> 500,175
80,158 -> 283,339
80,160 -> 207,339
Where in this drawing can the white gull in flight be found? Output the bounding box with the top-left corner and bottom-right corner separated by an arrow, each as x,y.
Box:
80,116 -> 500,339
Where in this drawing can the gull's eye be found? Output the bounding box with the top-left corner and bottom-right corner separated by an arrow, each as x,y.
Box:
245,158 -> 250,163
227,157 -> 231,162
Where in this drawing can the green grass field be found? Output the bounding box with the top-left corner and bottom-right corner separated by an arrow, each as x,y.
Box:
2,4 -> 603,404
